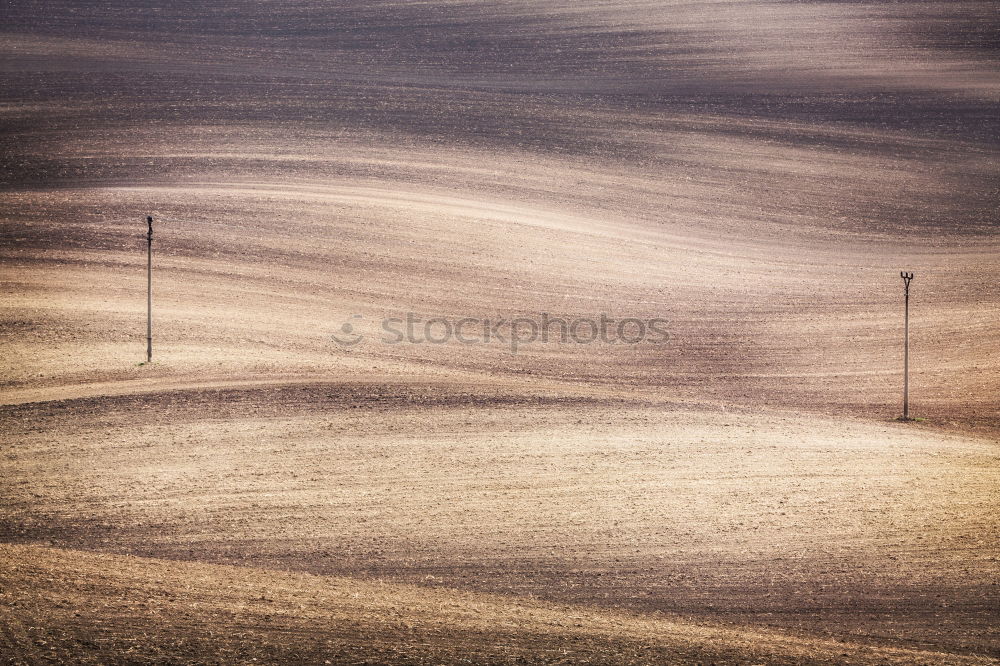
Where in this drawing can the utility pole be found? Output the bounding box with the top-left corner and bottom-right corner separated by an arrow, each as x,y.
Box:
900,271 -> 914,420
146,215 -> 153,363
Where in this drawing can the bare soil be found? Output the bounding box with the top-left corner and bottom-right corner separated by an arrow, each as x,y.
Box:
1,1 -> 998,663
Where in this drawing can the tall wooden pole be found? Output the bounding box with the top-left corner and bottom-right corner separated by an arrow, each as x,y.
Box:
901,271 -> 913,419
147,215 -> 153,363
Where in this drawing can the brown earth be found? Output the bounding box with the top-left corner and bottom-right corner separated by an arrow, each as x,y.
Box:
1,1 -> 998,664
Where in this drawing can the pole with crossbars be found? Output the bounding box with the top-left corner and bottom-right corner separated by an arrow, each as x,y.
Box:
147,215 -> 153,363
900,271 -> 914,419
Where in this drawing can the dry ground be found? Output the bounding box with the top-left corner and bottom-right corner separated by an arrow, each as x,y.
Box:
1,1 -> 998,663
2,543 -> 996,665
